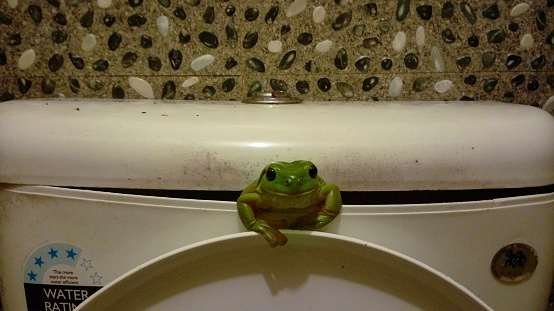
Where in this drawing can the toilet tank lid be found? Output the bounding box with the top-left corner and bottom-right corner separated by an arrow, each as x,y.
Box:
0,99 -> 553,191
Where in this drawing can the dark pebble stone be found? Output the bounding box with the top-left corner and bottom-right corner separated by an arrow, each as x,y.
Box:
355,57 -> 371,72
226,5 -> 235,17
456,56 -> 471,71
246,57 -> 265,72
158,0 -> 170,8
225,57 -> 237,70
168,49 -> 182,70
487,30 -> 506,44
0,49 -> 5,66
536,10 -> 546,31
108,32 -> 122,50
412,77 -> 427,92
8,32 -> 22,46
174,7 -> 186,20
416,5 -> 432,20
364,3 -> 377,16
245,7 -> 259,21
184,0 -> 200,6
460,96 -> 475,101
53,12 -> 67,25
122,52 -> 138,68
162,81 -> 176,99
265,5 -> 279,24
362,77 -> 379,91
199,31 -> 219,48
506,55 -> 522,70
41,78 -> 56,94
483,78 -> 498,93
48,54 -> 64,72
52,30 -> 68,44
317,78 -> 331,92
92,59 -> 109,71
128,0 -> 143,7
404,53 -> 418,69
281,24 -> 291,35
112,85 -> 125,99
334,48 -> 348,70
460,2 -> 477,25
381,58 -> 393,70
68,53 -> 85,70
0,91 -> 14,102
530,101 -> 540,107
549,0 -> 554,7
202,86 -> 216,98
17,78 -> 32,94
278,50 -> 296,70
332,10 -> 353,31
305,60 -> 318,73
270,79 -> 288,92
128,14 -> 147,27
86,79 -> 103,91
441,2 -> 454,19
527,80 -> 539,91
28,5 -> 42,23
222,78 -> 236,92
503,91 -> 515,103
80,10 -> 94,28
247,81 -> 262,97
141,35 -> 153,48
103,14 -> 116,27
547,30 -> 554,45
48,0 -> 60,8
482,51 -> 496,68
396,0 -> 410,22
468,34 -> 479,47
203,6 -> 215,24
148,56 -> 162,71
546,74 -> 554,87
179,31 -> 191,44
296,80 -> 309,94
442,28 -> 455,43
511,74 -> 526,87
464,75 -> 477,85
509,22 -> 519,32
482,4 -> 500,20
243,31 -> 259,49
298,32 -> 313,45
183,94 -> 195,100
225,24 -> 238,48
0,11 -> 13,25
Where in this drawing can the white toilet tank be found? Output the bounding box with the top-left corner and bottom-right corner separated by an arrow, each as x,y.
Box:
0,99 -> 553,311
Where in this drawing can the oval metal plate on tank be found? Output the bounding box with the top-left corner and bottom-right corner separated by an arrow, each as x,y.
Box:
242,91 -> 302,104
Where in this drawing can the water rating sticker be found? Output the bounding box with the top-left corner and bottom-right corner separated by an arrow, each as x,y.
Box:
23,242 -> 106,311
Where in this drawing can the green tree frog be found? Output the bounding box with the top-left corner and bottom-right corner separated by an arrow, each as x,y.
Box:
237,160 -> 342,247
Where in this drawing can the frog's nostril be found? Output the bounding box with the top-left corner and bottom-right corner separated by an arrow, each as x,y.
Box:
285,179 -> 291,186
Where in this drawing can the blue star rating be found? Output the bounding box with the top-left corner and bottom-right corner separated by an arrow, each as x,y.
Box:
34,257 -> 44,268
48,247 -> 58,259
66,248 -> 78,260
27,270 -> 38,281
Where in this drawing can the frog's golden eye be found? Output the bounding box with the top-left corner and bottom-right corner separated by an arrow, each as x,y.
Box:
309,165 -> 318,178
266,167 -> 276,181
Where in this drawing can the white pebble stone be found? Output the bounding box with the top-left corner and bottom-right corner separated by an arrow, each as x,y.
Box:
81,34 -> 96,52
181,77 -> 199,88
156,16 -> 169,37
313,6 -> 326,24
315,40 -> 333,53
434,80 -> 453,94
267,40 -> 283,53
392,31 -> 406,52
18,49 -> 36,70
191,54 -> 215,71
416,26 -> 425,47
388,77 -> 403,98
520,33 -> 534,50
543,96 -> 554,114
510,3 -> 530,17
430,46 -> 444,72
129,77 -> 154,99
286,0 -> 306,17
7,0 -> 17,8
97,0 -> 112,8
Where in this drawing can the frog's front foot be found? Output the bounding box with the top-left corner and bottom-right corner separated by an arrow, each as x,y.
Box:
250,220 -> 288,247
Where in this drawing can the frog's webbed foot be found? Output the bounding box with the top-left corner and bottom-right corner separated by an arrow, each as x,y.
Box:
250,220 -> 288,247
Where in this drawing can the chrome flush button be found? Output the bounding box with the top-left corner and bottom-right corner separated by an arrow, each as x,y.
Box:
491,243 -> 538,283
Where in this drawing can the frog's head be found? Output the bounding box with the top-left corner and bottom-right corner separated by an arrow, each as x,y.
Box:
258,160 -> 322,195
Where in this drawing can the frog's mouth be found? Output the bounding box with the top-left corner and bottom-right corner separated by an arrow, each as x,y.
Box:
260,184 -> 320,197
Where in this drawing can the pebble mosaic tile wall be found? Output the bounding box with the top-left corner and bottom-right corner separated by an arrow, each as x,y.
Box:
0,0 -> 553,110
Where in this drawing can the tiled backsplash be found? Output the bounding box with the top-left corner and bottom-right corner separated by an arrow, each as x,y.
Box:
0,0 -> 553,108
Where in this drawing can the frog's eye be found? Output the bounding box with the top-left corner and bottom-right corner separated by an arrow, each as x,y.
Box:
309,165 -> 318,179
266,168 -> 276,181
